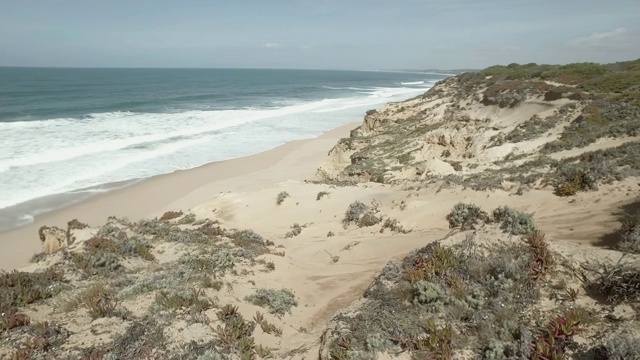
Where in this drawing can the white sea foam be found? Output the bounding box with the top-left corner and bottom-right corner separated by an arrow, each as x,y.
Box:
0,84 -> 433,213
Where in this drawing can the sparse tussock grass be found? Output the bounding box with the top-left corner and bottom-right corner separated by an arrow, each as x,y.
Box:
587,261 -> 640,304
245,288 -> 297,316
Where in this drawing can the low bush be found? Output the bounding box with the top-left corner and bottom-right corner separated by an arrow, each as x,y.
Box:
276,191 -> 289,205
446,203 -> 487,230
245,288 -> 297,316
285,223 -> 302,238
177,213 -> 196,225
160,210 -> 183,221
492,206 -> 537,235
179,250 -> 235,273
342,201 -> 380,228
316,191 -> 330,200
0,268 -> 65,313
67,219 -> 89,230
327,236 -> 540,357
617,211 -> 640,254
596,332 -> 640,360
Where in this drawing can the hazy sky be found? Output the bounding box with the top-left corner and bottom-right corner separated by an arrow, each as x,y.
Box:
1,0 -> 638,70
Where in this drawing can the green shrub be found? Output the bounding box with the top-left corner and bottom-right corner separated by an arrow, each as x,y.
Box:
343,201 -> 368,225
179,250 -> 235,273
492,206 -> 537,235
342,201 -> 380,228
177,213 -> 196,225
617,212 -> 640,254
230,229 -> 265,246
446,203 -> 487,230
245,288 -> 297,316
598,332 -> 640,360
413,281 -> 446,305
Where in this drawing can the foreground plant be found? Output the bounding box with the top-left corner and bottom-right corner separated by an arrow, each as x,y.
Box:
530,311 -> 582,360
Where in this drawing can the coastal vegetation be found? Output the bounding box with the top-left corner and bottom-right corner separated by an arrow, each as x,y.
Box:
316,59 -> 640,199
2,59 -> 640,359
320,204 -> 640,359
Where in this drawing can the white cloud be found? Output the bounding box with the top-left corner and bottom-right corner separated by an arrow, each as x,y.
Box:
567,28 -> 636,50
264,43 -> 280,48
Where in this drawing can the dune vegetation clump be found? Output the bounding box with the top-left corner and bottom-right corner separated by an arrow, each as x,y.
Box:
446,202 -> 487,230
285,223 -> 303,238
491,205 -> 537,235
276,191 -> 290,205
316,191 -> 330,200
245,288 -> 298,316
342,201 -> 380,228
160,210 -> 183,221
617,211 -> 640,254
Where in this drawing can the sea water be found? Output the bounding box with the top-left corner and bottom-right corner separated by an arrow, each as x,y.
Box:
0,67 -> 447,230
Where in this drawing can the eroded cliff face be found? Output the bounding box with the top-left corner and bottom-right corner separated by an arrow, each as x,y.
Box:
316,62 -> 640,194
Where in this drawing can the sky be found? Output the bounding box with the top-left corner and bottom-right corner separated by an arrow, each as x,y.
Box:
0,0 -> 639,70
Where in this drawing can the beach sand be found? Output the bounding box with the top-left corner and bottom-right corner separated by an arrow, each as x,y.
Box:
0,122 -> 359,271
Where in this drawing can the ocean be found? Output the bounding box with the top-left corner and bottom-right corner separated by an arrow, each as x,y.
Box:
0,67 -> 446,231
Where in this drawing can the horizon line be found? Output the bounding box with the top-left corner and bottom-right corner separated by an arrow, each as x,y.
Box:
0,65 -> 466,74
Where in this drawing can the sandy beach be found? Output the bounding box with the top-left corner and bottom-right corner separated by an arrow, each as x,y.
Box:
0,122 -> 359,271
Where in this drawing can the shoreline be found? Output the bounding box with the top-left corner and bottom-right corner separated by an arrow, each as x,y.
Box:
0,121 -> 359,271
